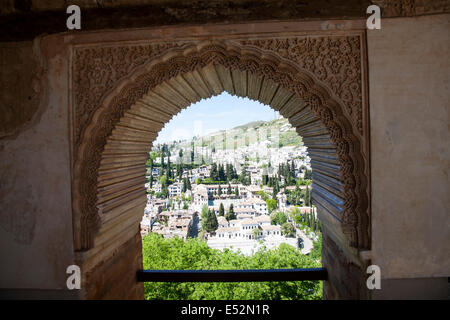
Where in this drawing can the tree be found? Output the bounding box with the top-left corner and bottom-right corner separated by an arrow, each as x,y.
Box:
186,178 -> 192,191
261,174 -> 267,185
159,175 -> 169,198
227,183 -> 232,195
266,198 -> 277,213
310,233 -> 322,261
218,203 -> 225,216
304,185 -> 311,207
257,190 -> 269,201
305,212 -> 310,228
281,222 -> 295,237
218,164 -> 225,181
210,163 -> 218,181
201,204 -> 209,222
234,186 -> 239,197
177,163 -> 183,179
272,179 -> 280,198
225,204 -> 236,221
252,227 -> 262,239
270,211 -> 287,226
141,233 -> 322,300
289,207 -> 302,226
166,151 -> 172,179
226,163 -> 233,181
203,209 -> 218,233
304,169 -> 312,180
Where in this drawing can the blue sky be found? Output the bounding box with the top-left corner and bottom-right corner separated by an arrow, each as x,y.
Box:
155,92 -> 279,144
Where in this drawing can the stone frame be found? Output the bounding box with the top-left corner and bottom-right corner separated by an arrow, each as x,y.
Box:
68,22 -> 371,298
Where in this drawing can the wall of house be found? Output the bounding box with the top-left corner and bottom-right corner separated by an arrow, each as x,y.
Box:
368,14 -> 449,298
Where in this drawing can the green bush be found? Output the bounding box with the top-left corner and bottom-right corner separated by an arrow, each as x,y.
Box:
142,233 -> 322,300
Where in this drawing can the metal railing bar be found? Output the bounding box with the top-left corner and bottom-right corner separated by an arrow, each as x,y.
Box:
136,268 -> 327,282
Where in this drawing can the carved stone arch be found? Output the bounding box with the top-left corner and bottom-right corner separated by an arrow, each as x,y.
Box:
72,39 -> 370,264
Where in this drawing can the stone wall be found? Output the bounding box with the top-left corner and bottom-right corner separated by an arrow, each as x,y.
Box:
0,12 -> 448,299
83,230 -> 144,299
0,39 -> 75,292
1,1 -> 449,41
368,14 -> 449,297
322,229 -> 369,299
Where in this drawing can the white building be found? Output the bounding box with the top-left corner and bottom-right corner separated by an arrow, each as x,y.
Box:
261,225 -> 282,237
168,182 -> 182,197
193,186 -> 208,210
236,197 -> 268,215
152,182 -> 162,193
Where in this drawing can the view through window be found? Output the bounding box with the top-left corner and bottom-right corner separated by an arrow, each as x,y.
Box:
140,92 -> 322,300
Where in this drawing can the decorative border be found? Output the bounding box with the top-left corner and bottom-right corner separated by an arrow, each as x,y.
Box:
72,38 -> 370,251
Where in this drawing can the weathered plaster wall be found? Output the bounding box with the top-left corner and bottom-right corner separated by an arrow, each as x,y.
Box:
1,12 -> 448,299
368,14 -> 449,281
0,39 -> 75,292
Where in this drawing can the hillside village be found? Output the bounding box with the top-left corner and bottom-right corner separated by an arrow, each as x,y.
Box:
140,117 -> 321,255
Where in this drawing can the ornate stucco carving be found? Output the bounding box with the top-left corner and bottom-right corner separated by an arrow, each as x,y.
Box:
72,42 -> 191,148
239,36 -> 363,135
71,36 -> 370,251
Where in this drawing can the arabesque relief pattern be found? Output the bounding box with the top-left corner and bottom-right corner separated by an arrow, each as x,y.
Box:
239,36 -> 363,134
73,42 -> 192,147
72,36 -> 369,253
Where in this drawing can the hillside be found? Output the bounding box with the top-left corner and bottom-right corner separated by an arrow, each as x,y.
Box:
155,116 -> 303,151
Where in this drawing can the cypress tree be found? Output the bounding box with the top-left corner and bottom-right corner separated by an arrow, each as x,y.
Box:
211,163 -> 218,181
305,185 -> 310,207
225,204 -> 236,221
204,209 -> 218,232
219,203 -> 225,216
187,178 -> 192,191
218,164 -> 225,181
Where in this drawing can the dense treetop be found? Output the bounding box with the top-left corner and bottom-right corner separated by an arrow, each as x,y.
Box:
142,233 -> 322,300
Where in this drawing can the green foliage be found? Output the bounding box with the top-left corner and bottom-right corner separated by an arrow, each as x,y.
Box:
225,204 -> 236,221
201,204 -> 209,221
304,185 -> 311,207
266,198 -> 278,213
286,185 -> 304,206
158,175 -> 169,198
309,233 -> 322,262
252,227 -> 262,239
142,233 -> 322,300
270,211 -> 287,226
198,177 -> 227,185
218,203 -> 225,216
303,169 -> 312,180
203,209 -> 218,233
218,184 -> 222,196
257,190 -> 270,201
281,222 -> 296,237
274,131 -> 303,148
